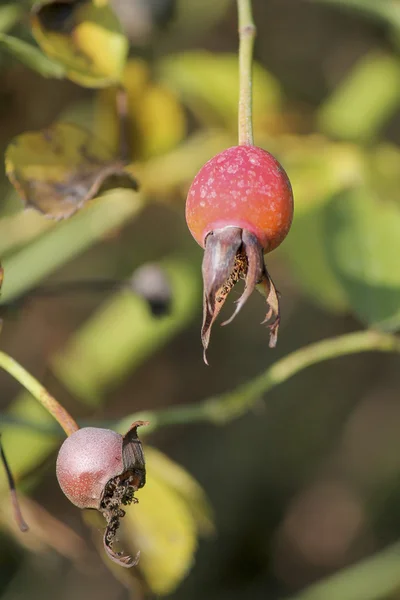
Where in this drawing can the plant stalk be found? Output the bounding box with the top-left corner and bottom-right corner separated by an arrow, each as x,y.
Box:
0,351 -> 78,436
237,0 -> 256,145
124,330 -> 400,434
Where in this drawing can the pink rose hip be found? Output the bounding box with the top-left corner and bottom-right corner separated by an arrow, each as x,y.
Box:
185,145 -> 294,361
56,422 -> 148,568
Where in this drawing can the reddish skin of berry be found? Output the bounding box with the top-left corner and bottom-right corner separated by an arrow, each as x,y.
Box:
56,427 -> 124,510
186,145 -> 293,252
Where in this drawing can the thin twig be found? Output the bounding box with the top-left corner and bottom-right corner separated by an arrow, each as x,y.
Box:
124,330 -> 400,434
237,0 -> 256,145
0,435 -> 29,531
0,351 -> 78,436
2,332 -> 400,438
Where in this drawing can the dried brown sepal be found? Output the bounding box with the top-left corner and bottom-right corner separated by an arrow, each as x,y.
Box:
100,471 -> 141,568
221,230 -> 265,326
257,266 -> 281,348
103,508 -> 140,568
122,420 -> 148,489
201,227 -> 242,364
99,423 -> 148,568
201,227 -> 282,362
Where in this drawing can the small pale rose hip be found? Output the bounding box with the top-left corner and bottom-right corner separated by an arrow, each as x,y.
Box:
56,422 -> 148,567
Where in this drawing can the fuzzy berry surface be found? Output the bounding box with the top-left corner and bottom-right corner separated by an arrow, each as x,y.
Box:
56,427 -> 124,510
186,145 -> 293,252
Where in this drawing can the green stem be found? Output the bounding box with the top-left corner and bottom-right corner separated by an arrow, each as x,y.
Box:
3,331 -> 400,438
124,331 -> 400,434
237,0 -> 256,145
0,351 -> 78,436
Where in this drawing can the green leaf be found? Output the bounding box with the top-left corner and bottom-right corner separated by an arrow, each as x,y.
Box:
51,258 -> 200,405
159,51 -> 281,131
318,53 -> 400,141
123,447 -> 213,595
280,137 -> 365,313
324,186 -> 400,330
311,0 -> 400,29
0,5 -> 24,34
141,447 -> 214,535
284,206 -> 349,312
0,393 -> 59,483
6,122 -> 138,219
0,189 -> 144,304
0,207 -> 52,258
0,32 -> 65,78
31,0 -> 128,87
290,539 -> 400,600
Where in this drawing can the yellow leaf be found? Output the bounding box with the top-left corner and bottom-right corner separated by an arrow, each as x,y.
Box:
122,448 -> 213,595
145,447 -> 214,535
278,135 -> 364,313
95,59 -> 186,160
31,0 -> 128,88
5,122 -> 138,219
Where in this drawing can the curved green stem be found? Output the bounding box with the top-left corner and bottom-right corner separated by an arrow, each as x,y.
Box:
3,331 -> 400,438
124,330 -> 400,434
0,351 -> 78,436
237,0 -> 256,145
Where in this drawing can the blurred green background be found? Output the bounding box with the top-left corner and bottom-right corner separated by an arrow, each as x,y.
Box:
1,0 -> 400,599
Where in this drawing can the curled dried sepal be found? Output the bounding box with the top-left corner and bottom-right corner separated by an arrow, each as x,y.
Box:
103,509 -> 140,568
201,227 -> 242,362
122,420 -> 148,488
257,265 -> 280,348
98,421 -> 148,568
201,227 -> 281,362
99,472 -> 141,568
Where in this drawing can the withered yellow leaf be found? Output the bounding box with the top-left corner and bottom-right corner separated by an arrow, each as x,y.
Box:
122,447 -> 213,595
5,122 -> 138,219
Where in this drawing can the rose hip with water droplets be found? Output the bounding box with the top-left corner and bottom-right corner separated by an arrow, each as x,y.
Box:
185,145 -> 293,362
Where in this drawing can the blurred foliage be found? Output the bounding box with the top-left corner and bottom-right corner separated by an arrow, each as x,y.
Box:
52,258 -> 200,404
318,52 -> 400,141
0,33 -> 65,78
95,59 -> 186,159
158,51 -> 282,134
31,0 -> 128,87
1,0 -> 400,599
